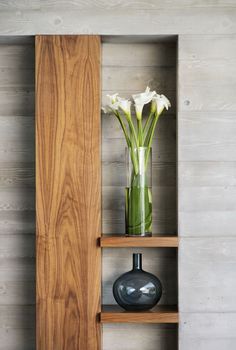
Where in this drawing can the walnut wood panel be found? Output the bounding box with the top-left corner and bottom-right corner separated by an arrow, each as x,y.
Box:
36,35 -> 101,350
101,305 -> 178,323
100,235 -> 179,247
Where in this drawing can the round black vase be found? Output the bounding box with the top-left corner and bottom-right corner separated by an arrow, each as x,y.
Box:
113,253 -> 162,311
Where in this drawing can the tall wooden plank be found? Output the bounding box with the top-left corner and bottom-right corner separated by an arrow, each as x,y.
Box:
36,35 -> 101,350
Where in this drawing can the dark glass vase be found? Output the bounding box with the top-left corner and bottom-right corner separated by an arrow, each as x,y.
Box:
113,253 -> 162,311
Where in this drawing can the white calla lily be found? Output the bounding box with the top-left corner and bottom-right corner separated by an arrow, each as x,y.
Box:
133,86 -> 156,120
152,94 -> 171,115
107,93 -> 119,104
102,93 -> 120,114
117,97 -> 132,117
102,103 -> 119,114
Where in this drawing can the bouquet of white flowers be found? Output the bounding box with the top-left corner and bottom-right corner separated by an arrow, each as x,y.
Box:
103,87 -> 171,236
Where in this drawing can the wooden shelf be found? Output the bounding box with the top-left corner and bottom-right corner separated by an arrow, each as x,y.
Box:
100,235 -> 178,248
100,305 -> 178,324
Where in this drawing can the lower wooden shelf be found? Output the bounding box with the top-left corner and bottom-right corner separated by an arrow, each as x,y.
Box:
100,305 -> 178,324
100,235 -> 179,248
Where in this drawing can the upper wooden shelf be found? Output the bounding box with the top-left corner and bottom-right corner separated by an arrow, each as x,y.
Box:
100,235 -> 178,248
100,305 -> 178,324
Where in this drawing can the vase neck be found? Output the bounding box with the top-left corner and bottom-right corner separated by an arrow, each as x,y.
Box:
133,253 -> 142,270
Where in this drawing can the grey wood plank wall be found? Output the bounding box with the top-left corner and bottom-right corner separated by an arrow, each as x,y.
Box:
0,2 -> 235,350
178,34 -> 236,349
0,38 -> 35,350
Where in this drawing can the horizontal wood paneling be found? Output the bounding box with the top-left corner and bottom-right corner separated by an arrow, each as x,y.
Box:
179,161 -> 236,187
0,68 -> 34,87
0,45 -> 34,68
0,211 -> 35,235
179,32 -> 236,349
179,238 -> 236,312
179,85 -> 236,111
0,88 -> 34,116
39,0 -> 236,9
179,211 -> 236,237
0,0 -> 235,12
0,1 -> 39,10
103,324 -> 177,350
0,189 -> 34,211
179,34 -> 236,61
0,163 -> 34,188
102,42 -> 176,66
0,281 -> 35,305
180,313 -> 236,350
0,117 -> 34,140
0,258 -> 34,281
102,66 -> 175,91
0,235 -> 34,258
0,39 -> 35,350
0,305 -> 35,327
0,8 -> 235,35
179,60 -> 236,86
178,112 -> 236,161
0,305 -> 35,349
179,186 -> 236,212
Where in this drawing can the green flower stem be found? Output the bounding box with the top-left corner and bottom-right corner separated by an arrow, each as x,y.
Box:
115,112 -> 131,148
127,116 -> 139,148
145,113 -> 160,169
115,112 -> 139,175
130,147 -> 139,175
143,111 -> 154,138
126,115 -> 139,174
138,119 -> 143,146
144,115 -> 155,146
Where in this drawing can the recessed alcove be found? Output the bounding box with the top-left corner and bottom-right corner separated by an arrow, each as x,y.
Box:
101,35 -> 178,350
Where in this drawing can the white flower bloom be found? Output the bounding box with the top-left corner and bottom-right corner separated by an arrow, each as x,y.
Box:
102,93 -> 120,114
133,86 -> 156,120
107,93 -> 119,104
152,94 -> 171,115
117,97 -> 131,117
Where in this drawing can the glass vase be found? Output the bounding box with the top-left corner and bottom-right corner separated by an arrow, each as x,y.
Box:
125,147 -> 152,236
113,253 -> 162,311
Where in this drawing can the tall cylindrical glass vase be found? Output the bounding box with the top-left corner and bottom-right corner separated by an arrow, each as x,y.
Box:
125,147 -> 152,236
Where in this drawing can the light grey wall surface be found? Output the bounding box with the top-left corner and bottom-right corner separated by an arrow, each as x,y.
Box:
0,2 -> 235,350
178,34 -> 236,349
0,38 -> 35,349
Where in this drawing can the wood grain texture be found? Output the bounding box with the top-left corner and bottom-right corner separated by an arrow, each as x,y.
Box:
1,0 -> 236,11
39,0 -> 236,10
100,235 -> 178,247
36,35 -> 101,350
0,8 -> 236,35
101,305 -> 178,323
